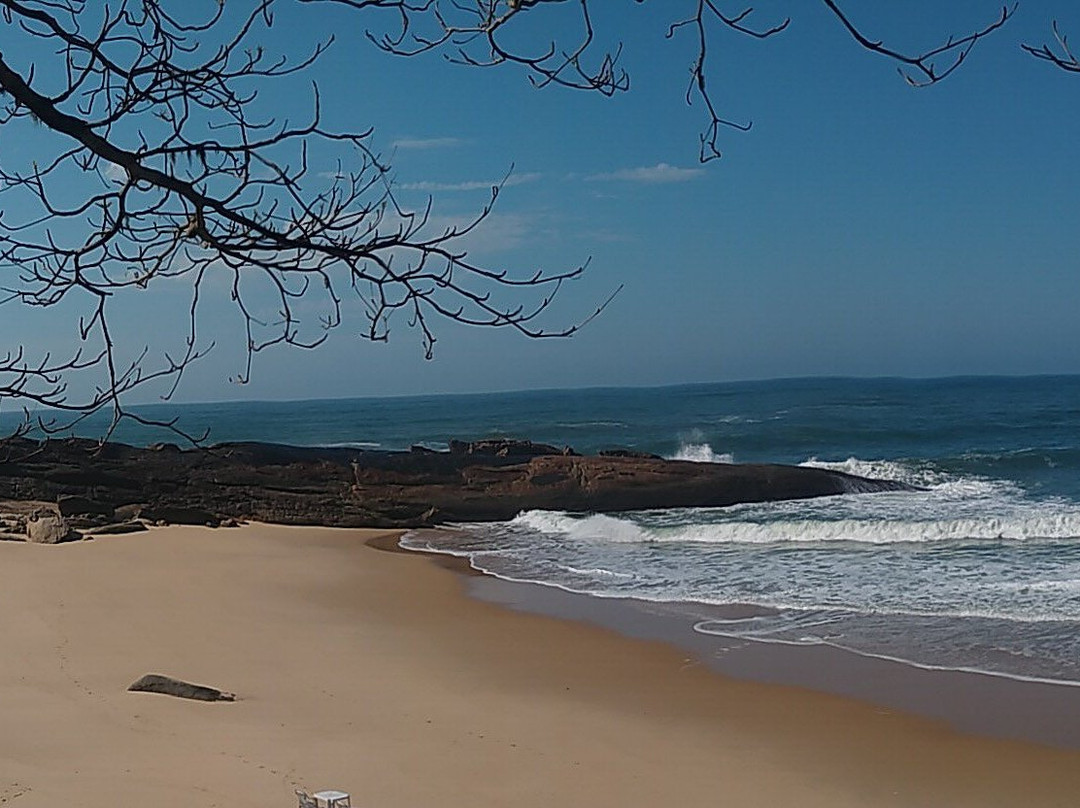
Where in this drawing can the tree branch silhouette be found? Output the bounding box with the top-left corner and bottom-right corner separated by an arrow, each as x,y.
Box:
1023,20 -> 1080,73
340,1 -> 1026,160
0,0 -> 605,444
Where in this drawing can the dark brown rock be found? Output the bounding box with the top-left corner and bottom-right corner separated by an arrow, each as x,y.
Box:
448,438 -> 573,458
598,448 -> 664,460
58,495 -> 115,518
128,674 -> 235,702
0,436 -> 917,529
66,515 -> 112,530
138,505 -> 221,527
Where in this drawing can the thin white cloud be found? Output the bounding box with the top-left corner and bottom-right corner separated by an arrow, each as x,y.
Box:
391,136 -> 464,150
579,228 -> 634,243
398,172 -> 542,193
587,162 -> 705,183
423,211 -> 553,254
104,163 -> 128,184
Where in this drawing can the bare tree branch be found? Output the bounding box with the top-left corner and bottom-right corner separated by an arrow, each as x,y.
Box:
1023,20 -> 1080,73
339,1 -> 1026,160
306,0 -> 793,161
0,0 -> 602,444
819,2 -> 1017,87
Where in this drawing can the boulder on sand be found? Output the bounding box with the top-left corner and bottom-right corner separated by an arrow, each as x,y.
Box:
127,673 -> 235,702
26,513 -> 78,544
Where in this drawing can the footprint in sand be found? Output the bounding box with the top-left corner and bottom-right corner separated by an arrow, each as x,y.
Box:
52,602 -> 100,700
0,782 -> 31,803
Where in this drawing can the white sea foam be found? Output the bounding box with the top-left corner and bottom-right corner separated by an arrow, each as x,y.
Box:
554,420 -> 628,429
501,454 -> 1080,547
799,456 -> 944,488
511,510 -> 650,543
705,414 -> 758,425
996,578 -> 1080,595
667,442 -> 734,464
509,491 -> 1080,544
555,564 -> 636,579
691,618 -> 1080,688
664,514 -> 1080,543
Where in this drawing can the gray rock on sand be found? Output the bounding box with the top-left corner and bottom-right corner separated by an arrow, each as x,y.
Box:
83,521 -> 149,536
25,513 -> 78,544
127,674 -> 236,702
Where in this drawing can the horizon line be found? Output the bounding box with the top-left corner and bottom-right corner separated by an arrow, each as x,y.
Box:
111,371 -> 1080,410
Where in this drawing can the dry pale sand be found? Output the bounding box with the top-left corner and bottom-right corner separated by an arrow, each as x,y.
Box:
3,524 -> 1080,808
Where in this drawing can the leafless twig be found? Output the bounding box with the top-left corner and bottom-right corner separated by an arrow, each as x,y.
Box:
1023,20 -> 1080,73
0,0 -> 601,445
343,1 -> 1019,160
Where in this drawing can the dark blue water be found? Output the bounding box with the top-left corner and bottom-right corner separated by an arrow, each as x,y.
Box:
12,375 -> 1080,683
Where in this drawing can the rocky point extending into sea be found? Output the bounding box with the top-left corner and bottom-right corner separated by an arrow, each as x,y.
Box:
0,437 -> 914,542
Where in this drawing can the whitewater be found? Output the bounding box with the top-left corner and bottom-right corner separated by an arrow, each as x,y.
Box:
395,376 -> 1080,685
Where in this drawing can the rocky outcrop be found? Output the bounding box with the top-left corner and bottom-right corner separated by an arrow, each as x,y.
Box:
0,436 -> 916,529
448,438 -> 576,458
128,674 -> 235,702
0,498 -> 135,543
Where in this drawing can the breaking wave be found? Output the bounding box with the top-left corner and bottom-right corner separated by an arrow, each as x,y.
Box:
667,441 -> 734,464
509,504 -> 1080,545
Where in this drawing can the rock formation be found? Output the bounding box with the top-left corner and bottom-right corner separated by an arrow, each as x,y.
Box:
0,436 -> 915,530
128,674 -> 235,702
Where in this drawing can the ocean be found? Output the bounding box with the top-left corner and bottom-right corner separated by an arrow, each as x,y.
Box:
32,374 -> 1080,687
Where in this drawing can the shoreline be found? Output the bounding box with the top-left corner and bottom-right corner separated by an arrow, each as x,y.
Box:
458,566 -> 1080,750
398,529 -> 1080,749
4,524 -> 1080,807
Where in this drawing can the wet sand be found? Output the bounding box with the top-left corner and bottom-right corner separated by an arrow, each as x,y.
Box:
466,574 -> 1080,749
3,523 -> 1080,807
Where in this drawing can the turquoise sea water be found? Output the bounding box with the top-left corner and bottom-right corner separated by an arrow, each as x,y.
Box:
22,375 -> 1080,685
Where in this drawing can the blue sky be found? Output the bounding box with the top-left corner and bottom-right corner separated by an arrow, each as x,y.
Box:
4,1 -> 1080,402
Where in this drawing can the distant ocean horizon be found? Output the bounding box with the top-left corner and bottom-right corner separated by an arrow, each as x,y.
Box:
9,374 -> 1080,686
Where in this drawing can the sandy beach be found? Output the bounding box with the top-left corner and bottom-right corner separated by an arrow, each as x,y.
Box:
3,524 -> 1080,807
